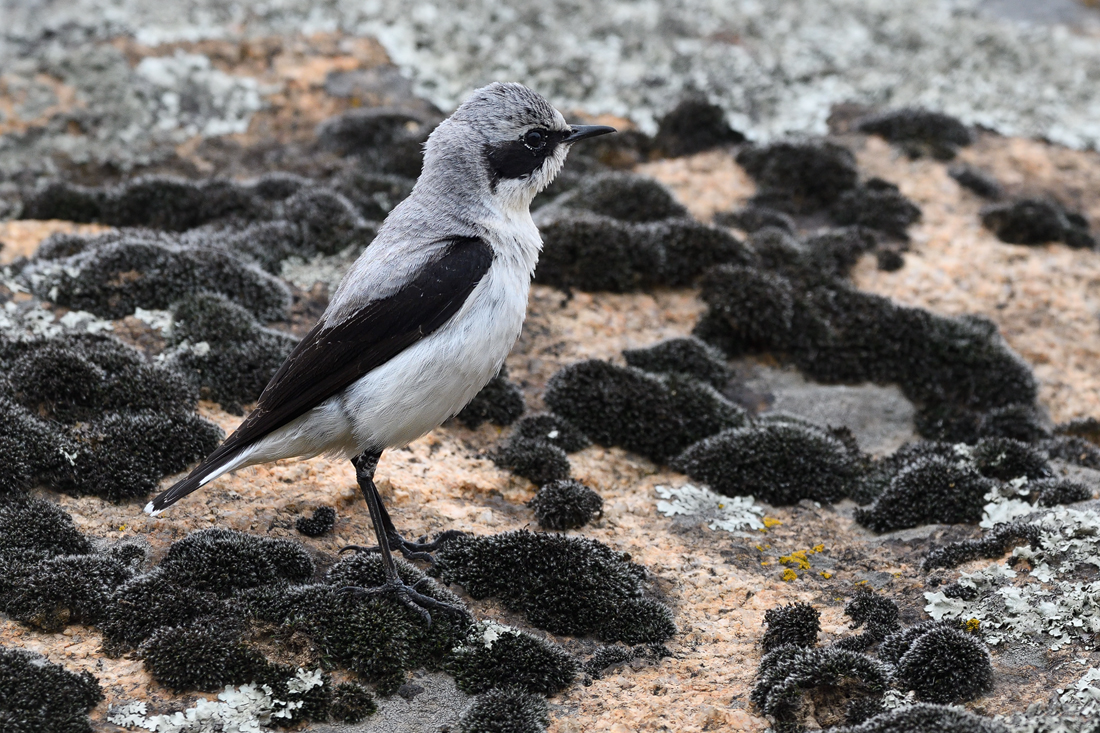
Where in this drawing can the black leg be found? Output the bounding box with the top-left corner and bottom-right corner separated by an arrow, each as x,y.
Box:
338,450 -> 466,626
340,457 -> 465,563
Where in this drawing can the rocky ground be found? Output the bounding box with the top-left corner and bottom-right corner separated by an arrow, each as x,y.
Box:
4,7 -> 1100,733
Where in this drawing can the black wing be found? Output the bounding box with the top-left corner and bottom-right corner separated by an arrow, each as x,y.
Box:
149,236 -> 493,512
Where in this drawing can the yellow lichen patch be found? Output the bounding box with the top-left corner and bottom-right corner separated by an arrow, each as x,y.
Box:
965,618 -> 981,633
820,572 -> 833,579
779,550 -> 812,571
811,544 -> 825,553
762,517 -> 782,529
781,568 -> 798,582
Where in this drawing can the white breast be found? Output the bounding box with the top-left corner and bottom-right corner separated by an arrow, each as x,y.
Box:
236,211 -> 540,469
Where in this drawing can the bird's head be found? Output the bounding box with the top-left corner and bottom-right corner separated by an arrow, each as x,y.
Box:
421,82 -> 615,212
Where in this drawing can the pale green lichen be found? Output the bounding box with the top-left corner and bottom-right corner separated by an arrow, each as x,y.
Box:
655,483 -> 764,534
926,507 -> 1100,650
107,668 -> 324,733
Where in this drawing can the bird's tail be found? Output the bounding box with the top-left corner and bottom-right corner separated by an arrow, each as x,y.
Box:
144,443 -> 255,516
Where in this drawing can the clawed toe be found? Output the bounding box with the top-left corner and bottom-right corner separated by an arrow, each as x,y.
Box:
337,579 -> 466,627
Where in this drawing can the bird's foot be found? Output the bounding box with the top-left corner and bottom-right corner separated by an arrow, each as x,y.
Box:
340,529 -> 466,563
338,576 -> 466,626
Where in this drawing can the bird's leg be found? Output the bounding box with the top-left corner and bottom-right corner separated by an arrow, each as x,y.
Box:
339,458 -> 465,563
337,450 -> 465,626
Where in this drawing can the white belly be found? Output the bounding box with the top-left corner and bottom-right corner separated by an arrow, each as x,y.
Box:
342,258 -> 529,449
241,255 -> 529,466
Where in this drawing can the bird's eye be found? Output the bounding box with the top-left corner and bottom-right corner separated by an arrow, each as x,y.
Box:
523,129 -> 547,149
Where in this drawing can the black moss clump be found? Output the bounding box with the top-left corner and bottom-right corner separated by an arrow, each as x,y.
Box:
694,265 -> 796,356
287,553 -> 469,694
433,530 -> 675,644
158,529 -> 313,596
544,359 -> 745,463
673,423 -> 859,505
736,140 -> 859,213
296,506 -> 337,537
510,414 -> 590,453
0,647 -> 103,733
22,176 -> 269,230
457,369 -> 526,428
0,495 -> 93,560
922,521 -> 1042,571
949,165 -> 1004,200
533,206 -> 753,292
855,458 -> 994,533
447,626 -> 578,696
528,480 -> 603,530
856,108 -> 973,160
281,186 -> 372,255
653,96 -> 745,157
543,361 -> 682,462
803,227 -> 878,279
0,496 -> 138,632
829,704 -> 1009,733
458,687 -> 550,733
584,645 -> 636,679
829,178 -> 922,239
981,198 -> 1095,249
1041,435 -> 1100,469
99,570 -> 230,649
876,249 -> 905,271
751,644 -> 889,729
60,411 -> 222,501
330,170 -> 415,221
493,438 -> 571,486
25,233 -> 292,321
714,206 -> 797,235
761,603 -> 820,652
1035,478 -> 1092,507
892,626 -> 993,703
696,265 -> 1039,439
164,291 -> 298,410
3,553 -> 136,632
1054,416 -> 1100,443
834,588 -> 901,652
622,336 -> 733,389
329,681 -> 377,723
970,437 -> 1051,481
140,616 -> 266,692
5,334 -> 198,422
553,173 -> 688,223
315,107 -> 432,177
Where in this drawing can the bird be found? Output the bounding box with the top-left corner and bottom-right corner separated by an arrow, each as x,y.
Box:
144,82 -> 615,623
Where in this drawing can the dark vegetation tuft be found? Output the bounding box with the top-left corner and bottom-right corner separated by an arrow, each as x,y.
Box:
544,359 -> 745,463
891,625 -> 993,703
296,506 -> 337,537
653,96 -> 745,157
622,336 -> 733,389
0,647 -> 103,733
948,165 -> 1004,200
981,198 -> 1095,249
856,108 -> 973,159
433,530 -> 675,644
457,369 -> 526,429
509,414 -> 590,453
829,178 -> 921,239
447,626 -> 578,696
855,457 -> 993,532
458,687 -> 550,733
164,291 -> 298,410
736,140 -> 859,213
761,603 -> 820,652
673,423 -> 860,505
527,480 -> 603,530
493,438 -> 571,486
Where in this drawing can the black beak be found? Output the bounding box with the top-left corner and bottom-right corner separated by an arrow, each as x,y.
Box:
563,125 -> 616,143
